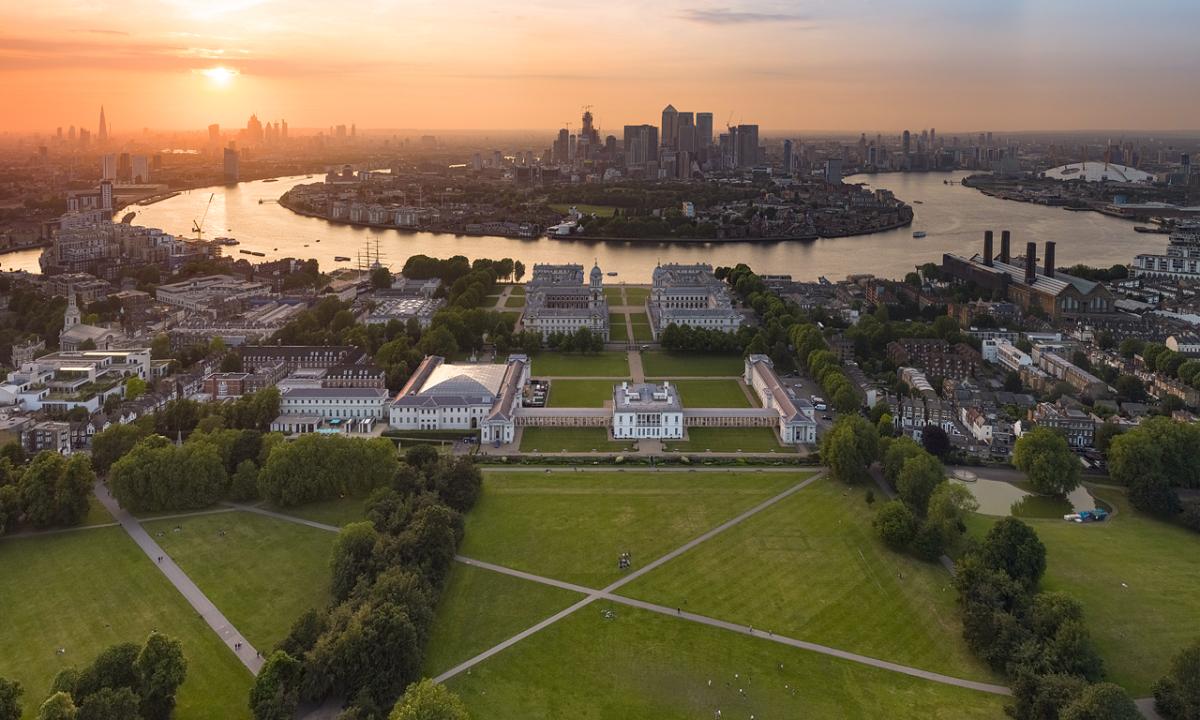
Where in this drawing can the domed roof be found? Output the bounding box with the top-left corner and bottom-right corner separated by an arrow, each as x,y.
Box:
591,262 -> 602,278
1042,161 -> 1153,183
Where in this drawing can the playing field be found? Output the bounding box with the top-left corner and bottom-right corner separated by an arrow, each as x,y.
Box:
0,528 -> 253,720
421,561 -> 583,677
642,351 -> 743,377
547,379 -> 614,407
459,470 -> 805,588
967,486 -> 1200,694
669,379 -> 753,408
517,427 -> 631,454
447,599 -> 1007,719
144,512 -> 335,651
529,352 -> 630,377
622,477 -> 995,682
665,427 -> 783,453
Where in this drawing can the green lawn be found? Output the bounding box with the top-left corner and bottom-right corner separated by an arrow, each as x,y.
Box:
622,477 -> 995,682
625,287 -> 650,304
642,351 -> 744,377
448,600 -> 1007,720
144,512 -> 335,651
83,493 -> 114,526
507,285 -> 526,296
631,324 -> 654,342
547,379 -> 614,407
966,486 -> 1200,694
665,427 -> 783,453
669,379 -> 753,408
422,562 -> 583,677
0,528 -> 253,720
267,496 -> 368,527
610,322 -> 629,343
460,470 -> 804,588
481,294 -> 502,308
517,427 -> 632,454
530,352 -> 630,377
504,294 -> 525,308
603,287 -> 626,304
500,311 -> 521,329
549,203 -> 617,218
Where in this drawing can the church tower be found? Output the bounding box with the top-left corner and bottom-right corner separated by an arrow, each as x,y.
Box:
63,287 -> 81,332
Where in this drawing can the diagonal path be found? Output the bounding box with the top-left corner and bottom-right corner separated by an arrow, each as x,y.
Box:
94,482 -> 264,674
224,501 -> 342,533
432,472 -> 822,683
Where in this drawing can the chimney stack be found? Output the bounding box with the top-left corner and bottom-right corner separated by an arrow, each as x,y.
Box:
983,231 -> 994,266
1044,241 -> 1056,278
1025,242 -> 1037,284
1000,230 -> 1011,263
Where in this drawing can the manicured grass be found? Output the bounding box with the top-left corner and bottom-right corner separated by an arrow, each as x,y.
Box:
603,287 -> 626,304
622,477 -> 995,682
422,562 -> 583,677
517,427 -> 632,454
625,287 -> 650,304
530,352 -> 630,377
631,323 -> 654,342
506,284 -> 526,296
460,470 -> 804,588
504,294 -> 525,308
0,528 -> 253,720
268,496 -> 368,527
665,427 -> 783,453
547,379 -> 614,407
549,203 -> 617,217
448,600 -> 1008,720
610,321 -> 629,343
642,351 -> 743,377
144,512 -> 335,651
966,486 -> 1200,694
481,294 -> 502,308
500,311 -> 521,328
670,379 -> 753,408
83,493 -> 114,526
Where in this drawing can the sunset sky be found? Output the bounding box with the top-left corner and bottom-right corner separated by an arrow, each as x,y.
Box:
2,0 -> 1198,133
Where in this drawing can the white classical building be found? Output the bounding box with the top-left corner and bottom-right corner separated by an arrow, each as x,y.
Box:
389,355 -> 529,443
276,387 -> 389,420
744,354 -> 817,444
647,263 -> 742,338
522,263 -> 609,341
612,381 -> 684,439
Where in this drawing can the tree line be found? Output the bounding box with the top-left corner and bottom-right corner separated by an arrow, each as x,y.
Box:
0,450 -> 95,537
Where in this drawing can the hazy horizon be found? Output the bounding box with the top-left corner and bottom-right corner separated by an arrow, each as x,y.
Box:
2,0 -> 1198,134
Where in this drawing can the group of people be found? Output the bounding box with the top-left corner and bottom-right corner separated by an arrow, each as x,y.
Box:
617,551 -> 632,570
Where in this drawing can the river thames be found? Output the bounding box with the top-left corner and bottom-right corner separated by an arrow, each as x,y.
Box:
2,171 -> 1161,282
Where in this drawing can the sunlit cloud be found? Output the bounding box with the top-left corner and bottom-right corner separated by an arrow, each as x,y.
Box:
679,8 -> 813,25
199,66 -> 238,87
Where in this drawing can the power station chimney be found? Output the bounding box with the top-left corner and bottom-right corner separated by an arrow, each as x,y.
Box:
983,230 -> 994,266
1044,241 -> 1056,278
1000,230 -> 1011,263
1025,242 -> 1037,284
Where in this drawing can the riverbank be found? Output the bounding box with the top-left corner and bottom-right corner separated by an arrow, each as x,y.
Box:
0,240 -> 50,256
277,195 -> 540,241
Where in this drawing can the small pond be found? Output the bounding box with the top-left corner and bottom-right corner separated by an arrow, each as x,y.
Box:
951,469 -> 1102,519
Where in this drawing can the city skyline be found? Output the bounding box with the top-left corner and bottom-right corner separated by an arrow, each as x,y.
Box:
2,0 -> 1200,133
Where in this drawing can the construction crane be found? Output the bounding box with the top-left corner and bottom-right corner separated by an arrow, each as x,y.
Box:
192,193 -> 214,240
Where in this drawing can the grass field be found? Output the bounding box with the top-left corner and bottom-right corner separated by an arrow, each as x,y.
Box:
448,599 -> 1007,719
625,287 -> 650,304
530,352 -> 630,377
459,470 -> 804,588
604,287 -> 626,304
642,351 -> 744,377
481,294 -> 501,308
610,322 -> 629,343
966,486 -> 1200,694
547,379 -> 614,407
269,496 -> 367,527
422,562 -> 583,677
144,512 -> 335,651
500,311 -> 521,329
665,427 -> 783,453
631,324 -> 654,342
622,477 -> 994,682
549,203 -> 617,218
669,380 -> 752,408
507,284 -> 525,295
517,427 -> 631,454
504,294 -> 525,308
629,311 -> 649,324
0,528 -> 253,720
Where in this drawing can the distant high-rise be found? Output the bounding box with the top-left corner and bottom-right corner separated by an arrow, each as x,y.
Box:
623,124 -> 658,169
661,105 -> 678,150
101,154 -> 117,181
281,119 -> 288,139
676,112 -> 695,154
223,147 -> 240,182
783,139 -> 794,175
98,105 -> 108,144
902,130 -> 911,155
247,114 -> 264,145
131,155 -> 150,183
554,128 -> 569,163
208,124 -> 220,144
695,112 -> 713,152
734,124 -> 759,168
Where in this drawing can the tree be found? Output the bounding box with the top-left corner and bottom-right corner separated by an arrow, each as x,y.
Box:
331,522 -> 380,602
882,436 -> 924,486
75,687 -> 140,720
372,266 -> 394,289
1013,427 -> 1081,496
36,693 -> 76,720
920,425 -> 950,458
18,452 -> 94,528
1153,638 -> 1200,720
925,481 -> 978,551
0,485 -> 20,537
1008,672 -> 1087,720
1118,338 -> 1144,359
90,424 -> 147,474
1059,683 -> 1140,720
123,376 -> 147,401
1108,428 -> 1180,517
229,459 -> 260,502
820,416 -> 879,485
149,334 -> 171,360
388,680 -> 469,720
250,652 -> 303,720
219,353 -> 243,373
1114,375 -> 1145,402
429,458 -> 482,513
418,326 -> 458,358
134,632 -> 187,720
896,451 -> 945,516
0,678 -> 21,720
980,517 -> 1046,588
1094,422 -> 1122,455
873,500 -> 917,550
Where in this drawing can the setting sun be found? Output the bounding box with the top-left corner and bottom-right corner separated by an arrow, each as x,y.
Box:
200,66 -> 237,88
